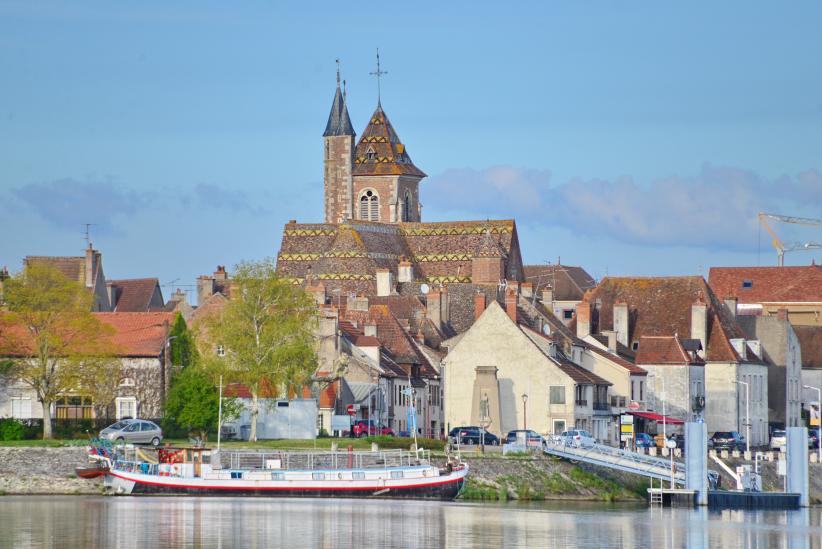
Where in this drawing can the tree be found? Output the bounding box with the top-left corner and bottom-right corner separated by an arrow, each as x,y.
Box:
168,312 -> 196,369
0,263 -> 119,439
164,366 -> 238,441
196,259 -> 317,442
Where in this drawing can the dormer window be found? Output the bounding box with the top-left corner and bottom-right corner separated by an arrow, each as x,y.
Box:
742,279 -> 753,289
366,147 -> 376,160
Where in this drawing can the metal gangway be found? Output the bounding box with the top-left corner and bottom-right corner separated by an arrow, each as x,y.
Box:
542,438 -> 686,485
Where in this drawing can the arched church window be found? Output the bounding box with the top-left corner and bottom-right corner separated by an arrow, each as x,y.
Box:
403,190 -> 412,222
359,190 -> 379,221
366,147 -> 376,161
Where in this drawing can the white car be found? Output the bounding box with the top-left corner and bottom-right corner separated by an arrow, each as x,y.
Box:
769,429 -> 787,450
560,429 -> 596,448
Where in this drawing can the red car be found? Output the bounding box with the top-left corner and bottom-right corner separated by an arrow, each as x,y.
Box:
351,420 -> 395,437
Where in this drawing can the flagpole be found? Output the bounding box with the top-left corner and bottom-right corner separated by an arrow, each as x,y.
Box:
217,375 -> 223,451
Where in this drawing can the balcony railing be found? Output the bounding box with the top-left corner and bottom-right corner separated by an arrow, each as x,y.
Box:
593,402 -> 610,411
575,399 -> 588,406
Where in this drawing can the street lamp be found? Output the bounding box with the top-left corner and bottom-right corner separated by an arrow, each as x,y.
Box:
522,394 -> 528,430
804,385 -> 821,464
734,380 -> 751,454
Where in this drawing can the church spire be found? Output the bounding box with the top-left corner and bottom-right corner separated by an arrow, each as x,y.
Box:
323,59 -> 355,137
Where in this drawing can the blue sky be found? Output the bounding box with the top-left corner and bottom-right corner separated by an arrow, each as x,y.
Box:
2,2 -> 821,302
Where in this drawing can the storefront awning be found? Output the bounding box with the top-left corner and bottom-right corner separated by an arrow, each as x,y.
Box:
627,411 -> 684,425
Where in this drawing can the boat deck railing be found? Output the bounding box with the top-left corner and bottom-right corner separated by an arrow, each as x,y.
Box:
220,448 -> 431,471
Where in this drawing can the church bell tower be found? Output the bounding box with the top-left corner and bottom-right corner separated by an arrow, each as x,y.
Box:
323,65 -> 356,224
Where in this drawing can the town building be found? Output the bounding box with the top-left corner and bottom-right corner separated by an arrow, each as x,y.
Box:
25,246 -> 111,311
523,263 -> 596,326
574,276 -> 770,446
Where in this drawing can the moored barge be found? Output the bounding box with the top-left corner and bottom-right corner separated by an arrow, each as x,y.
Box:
82,443 -> 467,500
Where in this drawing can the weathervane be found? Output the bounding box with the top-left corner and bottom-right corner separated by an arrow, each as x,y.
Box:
335,58 -> 341,86
369,48 -> 387,105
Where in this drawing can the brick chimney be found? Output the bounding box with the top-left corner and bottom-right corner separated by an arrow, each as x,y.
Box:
602,329 -> 617,353
691,301 -> 708,357
576,301 -> 591,338
376,269 -> 393,297
613,301 -> 629,347
84,246 -> 96,288
214,265 -> 227,281
725,296 -> 738,319
474,291 -> 486,320
521,282 -> 533,299
427,290 -> 442,330
397,259 -> 413,283
541,286 -> 554,305
347,294 -> 369,312
505,289 -> 518,323
307,282 -> 327,305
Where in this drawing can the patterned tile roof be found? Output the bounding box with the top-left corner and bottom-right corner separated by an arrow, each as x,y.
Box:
578,276 -> 746,363
708,265 -> 822,303
352,105 -> 425,178
635,336 -> 704,365
276,219 -> 523,295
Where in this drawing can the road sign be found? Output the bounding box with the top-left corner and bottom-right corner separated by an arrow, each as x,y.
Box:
346,404 -> 356,416
627,401 -> 641,411
620,414 -> 634,425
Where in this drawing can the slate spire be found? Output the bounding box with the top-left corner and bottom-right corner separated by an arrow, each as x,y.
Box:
323,63 -> 355,137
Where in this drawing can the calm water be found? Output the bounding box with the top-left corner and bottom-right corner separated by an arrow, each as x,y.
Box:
0,496 -> 820,549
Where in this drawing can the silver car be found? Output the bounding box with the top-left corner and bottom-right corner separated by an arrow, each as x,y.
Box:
100,419 -> 163,446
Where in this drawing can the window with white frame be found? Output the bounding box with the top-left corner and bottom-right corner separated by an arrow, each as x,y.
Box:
10,397 -> 32,419
216,344 -> 226,357
116,397 -> 137,420
553,419 -> 566,434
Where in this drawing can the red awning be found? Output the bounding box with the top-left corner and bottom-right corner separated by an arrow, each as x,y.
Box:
627,411 -> 684,425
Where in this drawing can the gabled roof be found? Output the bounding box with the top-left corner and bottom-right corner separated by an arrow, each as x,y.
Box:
276,219 -> 524,294
519,324 -> 612,386
189,292 -> 228,325
108,278 -> 163,312
323,82 -> 355,137
352,105 -> 425,178
523,264 -> 596,302
24,256 -> 86,282
708,265 -> 822,303
635,336 -> 704,366
577,276 -> 746,363
93,312 -> 174,357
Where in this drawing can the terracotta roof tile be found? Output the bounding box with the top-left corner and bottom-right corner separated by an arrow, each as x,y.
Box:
92,312 -> 174,357
352,105 -> 426,178
635,336 -> 704,365
523,264 -> 596,302
108,278 -> 163,312
708,265 -> 822,303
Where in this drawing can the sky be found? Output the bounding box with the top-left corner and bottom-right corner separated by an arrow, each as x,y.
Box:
2,2 -> 822,302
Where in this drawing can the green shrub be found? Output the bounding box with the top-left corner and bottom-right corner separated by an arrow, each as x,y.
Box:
0,418 -> 25,441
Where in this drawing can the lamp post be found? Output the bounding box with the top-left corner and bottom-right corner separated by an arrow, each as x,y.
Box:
804,385 -> 821,464
522,394 -> 528,431
734,380 -> 751,454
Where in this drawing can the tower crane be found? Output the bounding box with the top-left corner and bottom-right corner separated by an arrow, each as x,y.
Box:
758,212 -> 822,266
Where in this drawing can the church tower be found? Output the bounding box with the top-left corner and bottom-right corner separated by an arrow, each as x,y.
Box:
323,68 -> 356,224
351,103 -> 426,223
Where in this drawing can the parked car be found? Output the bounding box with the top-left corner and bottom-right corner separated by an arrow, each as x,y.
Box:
810,431 -> 820,449
635,433 -> 655,448
710,431 -> 745,451
560,429 -> 595,448
451,426 -> 499,445
100,419 -> 163,446
769,429 -> 787,450
351,420 -> 394,438
504,429 -> 543,446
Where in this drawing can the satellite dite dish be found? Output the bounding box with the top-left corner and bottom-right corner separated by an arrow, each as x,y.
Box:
420,283 -> 430,295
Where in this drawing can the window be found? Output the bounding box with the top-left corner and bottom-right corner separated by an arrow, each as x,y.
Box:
575,385 -> 587,406
563,310 -> 574,320
56,396 -> 93,419
216,344 -> 225,357
639,381 -> 644,402
359,190 -> 379,221
325,141 -> 329,160
312,472 -> 326,481
352,471 -> 366,480
549,386 -> 566,404
742,279 -> 753,289
403,190 -> 412,222
116,397 -> 137,420
390,470 -> 404,479
632,341 -> 640,351
366,146 -> 376,160
10,397 -> 31,419
553,420 -> 566,434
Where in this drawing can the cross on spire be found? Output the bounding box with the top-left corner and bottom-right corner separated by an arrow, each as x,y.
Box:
369,48 -> 387,106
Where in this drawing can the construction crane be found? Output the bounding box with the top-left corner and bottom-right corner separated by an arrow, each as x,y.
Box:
758,212 -> 822,266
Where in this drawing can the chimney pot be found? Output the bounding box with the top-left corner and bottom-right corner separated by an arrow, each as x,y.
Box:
505,289 -> 518,323
474,291 -> 487,320
576,301 -> 591,338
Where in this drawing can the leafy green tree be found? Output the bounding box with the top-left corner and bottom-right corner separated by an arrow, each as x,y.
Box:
0,263 -> 119,439
164,366 -> 238,441
168,312 -> 196,368
196,259 -> 317,441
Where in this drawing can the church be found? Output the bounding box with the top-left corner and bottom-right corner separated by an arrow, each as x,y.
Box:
275,68 -> 525,303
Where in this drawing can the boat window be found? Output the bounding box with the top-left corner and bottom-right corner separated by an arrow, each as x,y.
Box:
272,472 -> 285,480
390,470 -> 404,479
312,472 -> 326,481
352,471 -> 366,480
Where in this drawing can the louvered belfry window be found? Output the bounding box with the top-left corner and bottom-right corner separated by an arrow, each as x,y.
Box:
359,190 -> 379,221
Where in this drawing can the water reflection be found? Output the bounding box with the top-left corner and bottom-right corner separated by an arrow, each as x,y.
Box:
0,496 -> 820,548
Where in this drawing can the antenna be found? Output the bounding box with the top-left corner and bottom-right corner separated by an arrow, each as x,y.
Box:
83,223 -> 97,248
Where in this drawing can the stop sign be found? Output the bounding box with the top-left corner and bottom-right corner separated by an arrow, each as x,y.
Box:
346,404 -> 356,415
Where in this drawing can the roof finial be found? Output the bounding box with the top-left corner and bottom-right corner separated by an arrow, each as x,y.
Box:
370,48 -> 387,106
335,58 -> 341,87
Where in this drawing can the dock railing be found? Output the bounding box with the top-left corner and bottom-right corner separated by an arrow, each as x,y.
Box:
220,448 -> 431,471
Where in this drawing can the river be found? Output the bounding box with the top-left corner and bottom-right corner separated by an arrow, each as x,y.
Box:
0,496 -> 820,548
